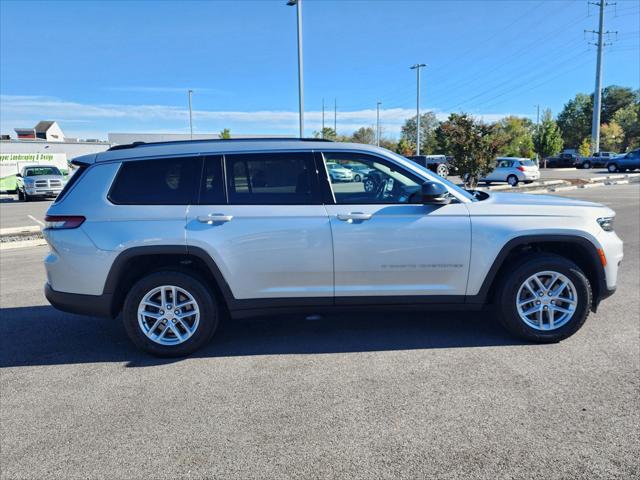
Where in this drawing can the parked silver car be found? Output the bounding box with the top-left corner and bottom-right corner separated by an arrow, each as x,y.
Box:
480,157 -> 540,186
16,165 -> 66,201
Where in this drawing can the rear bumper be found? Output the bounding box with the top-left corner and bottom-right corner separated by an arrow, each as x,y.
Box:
44,283 -> 113,318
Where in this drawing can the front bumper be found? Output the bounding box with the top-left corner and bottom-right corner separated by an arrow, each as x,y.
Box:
45,283 -> 114,318
25,187 -> 63,197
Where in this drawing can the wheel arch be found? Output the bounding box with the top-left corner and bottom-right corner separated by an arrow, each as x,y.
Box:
103,245 -> 236,318
471,235 -> 607,310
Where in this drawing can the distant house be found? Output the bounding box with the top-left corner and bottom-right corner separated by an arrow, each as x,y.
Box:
14,121 -> 65,142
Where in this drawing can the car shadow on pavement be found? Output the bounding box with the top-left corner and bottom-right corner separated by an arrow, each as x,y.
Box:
0,305 -> 529,368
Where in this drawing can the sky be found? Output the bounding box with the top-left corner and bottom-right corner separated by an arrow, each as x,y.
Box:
1,0 -> 638,140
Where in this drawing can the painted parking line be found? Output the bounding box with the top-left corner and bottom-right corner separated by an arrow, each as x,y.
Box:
27,215 -> 45,227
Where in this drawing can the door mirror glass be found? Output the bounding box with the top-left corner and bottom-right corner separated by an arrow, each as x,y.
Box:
421,182 -> 451,205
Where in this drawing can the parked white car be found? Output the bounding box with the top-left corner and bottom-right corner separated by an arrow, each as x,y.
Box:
327,162 -> 354,182
481,157 -> 540,186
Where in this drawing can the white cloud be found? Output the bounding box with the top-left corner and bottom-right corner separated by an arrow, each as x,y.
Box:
0,94 -> 530,139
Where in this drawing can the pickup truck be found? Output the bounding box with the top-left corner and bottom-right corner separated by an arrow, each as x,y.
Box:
407,155 -> 453,177
577,152 -> 617,169
16,165 -> 66,201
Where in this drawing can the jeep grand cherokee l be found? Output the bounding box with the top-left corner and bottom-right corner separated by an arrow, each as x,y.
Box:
43,139 -> 623,356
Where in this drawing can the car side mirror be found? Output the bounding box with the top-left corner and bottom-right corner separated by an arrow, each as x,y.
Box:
16,173 -> 22,178
421,181 -> 451,205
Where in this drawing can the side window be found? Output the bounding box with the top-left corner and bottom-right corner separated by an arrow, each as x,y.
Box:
323,152 -> 422,205
199,155 -> 225,204
225,152 -> 319,205
109,156 -> 200,205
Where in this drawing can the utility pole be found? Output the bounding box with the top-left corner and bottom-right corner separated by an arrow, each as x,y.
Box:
410,63 -> 427,156
586,1 -> 616,154
188,89 -> 193,140
287,0 -> 304,138
321,98 -> 325,138
376,101 -> 381,147
535,104 -> 540,165
334,98 -> 337,136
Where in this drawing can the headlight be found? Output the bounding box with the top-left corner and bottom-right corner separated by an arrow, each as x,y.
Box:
597,217 -> 614,232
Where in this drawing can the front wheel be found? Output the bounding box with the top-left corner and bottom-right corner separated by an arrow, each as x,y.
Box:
582,161 -> 592,169
497,254 -> 591,342
353,174 -> 361,182
507,175 -> 519,186
122,271 -> 219,357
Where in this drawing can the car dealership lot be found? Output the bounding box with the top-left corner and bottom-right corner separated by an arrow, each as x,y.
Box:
1,185 -> 639,479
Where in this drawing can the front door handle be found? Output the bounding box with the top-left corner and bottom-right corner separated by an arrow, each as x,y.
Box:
337,212 -> 372,222
197,213 -> 233,223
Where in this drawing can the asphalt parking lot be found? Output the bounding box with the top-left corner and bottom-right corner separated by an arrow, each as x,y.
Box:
1,184 -> 639,479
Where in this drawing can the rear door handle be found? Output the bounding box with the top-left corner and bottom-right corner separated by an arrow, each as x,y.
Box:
197,213 -> 233,223
337,212 -> 372,221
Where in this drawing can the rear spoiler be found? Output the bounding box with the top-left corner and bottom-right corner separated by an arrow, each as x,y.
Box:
70,153 -> 97,166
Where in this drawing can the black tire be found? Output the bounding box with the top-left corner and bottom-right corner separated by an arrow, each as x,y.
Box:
122,271 -> 219,357
23,191 -> 31,202
496,254 -> 591,343
607,163 -> 618,173
582,161 -> 591,169
354,174 -> 361,182
507,175 -> 519,186
17,189 -> 24,201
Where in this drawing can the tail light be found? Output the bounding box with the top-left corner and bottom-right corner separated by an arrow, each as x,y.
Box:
44,215 -> 85,229
516,166 -> 525,172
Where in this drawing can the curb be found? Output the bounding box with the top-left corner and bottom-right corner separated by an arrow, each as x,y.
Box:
0,238 -> 47,250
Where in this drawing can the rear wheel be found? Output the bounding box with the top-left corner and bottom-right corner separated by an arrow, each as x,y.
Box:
607,163 -> 619,173
122,271 -> 219,357
582,160 -> 592,169
353,174 -> 362,182
507,175 -> 519,186
497,254 -> 591,343
436,164 -> 449,177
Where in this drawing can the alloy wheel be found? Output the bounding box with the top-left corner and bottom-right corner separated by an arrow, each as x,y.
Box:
515,271 -> 577,331
137,285 -> 200,345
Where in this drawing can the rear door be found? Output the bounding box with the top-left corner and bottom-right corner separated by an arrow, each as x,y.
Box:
319,151 -> 471,301
186,152 -> 334,303
486,160 -> 510,181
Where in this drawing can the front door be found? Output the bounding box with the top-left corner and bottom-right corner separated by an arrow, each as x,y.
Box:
186,152 -> 334,303
320,151 -> 471,302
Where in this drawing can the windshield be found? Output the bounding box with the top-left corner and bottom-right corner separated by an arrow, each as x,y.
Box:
24,167 -> 61,176
388,151 -> 478,202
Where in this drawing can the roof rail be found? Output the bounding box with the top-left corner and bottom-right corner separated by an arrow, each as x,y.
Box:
107,137 -> 333,151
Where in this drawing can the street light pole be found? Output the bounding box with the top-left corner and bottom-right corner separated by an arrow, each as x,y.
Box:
410,63 -> 426,156
376,101 -> 381,146
188,89 -> 193,140
287,0 -> 304,138
322,98 -> 325,138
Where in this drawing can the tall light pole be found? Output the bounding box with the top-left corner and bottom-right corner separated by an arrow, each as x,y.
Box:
376,101 -> 381,146
188,89 -> 194,140
334,98 -> 337,135
410,63 -> 427,155
287,0 -> 304,138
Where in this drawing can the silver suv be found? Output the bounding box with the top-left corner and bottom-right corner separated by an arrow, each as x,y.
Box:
43,139 -> 623,356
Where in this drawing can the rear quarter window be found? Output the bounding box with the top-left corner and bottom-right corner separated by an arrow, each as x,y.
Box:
108,157 -> 200,205
54,165 -> 87,203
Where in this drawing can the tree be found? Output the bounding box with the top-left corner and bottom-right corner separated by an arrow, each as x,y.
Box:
219,128 -> 231,139
313,127 -> 337,140
395,137 -> 415,156
378,138 -> 398,151
578,137 -> 591,157
439,113 -> 506,188
557,93 -> 592,149
495,116 -> 535,158
400,112 -> 439,154
599,121 -> 624,152
350,127 -> 376,145
601,86 -> 638,124
533,109 -> 563,165
613,103 -> 640,151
